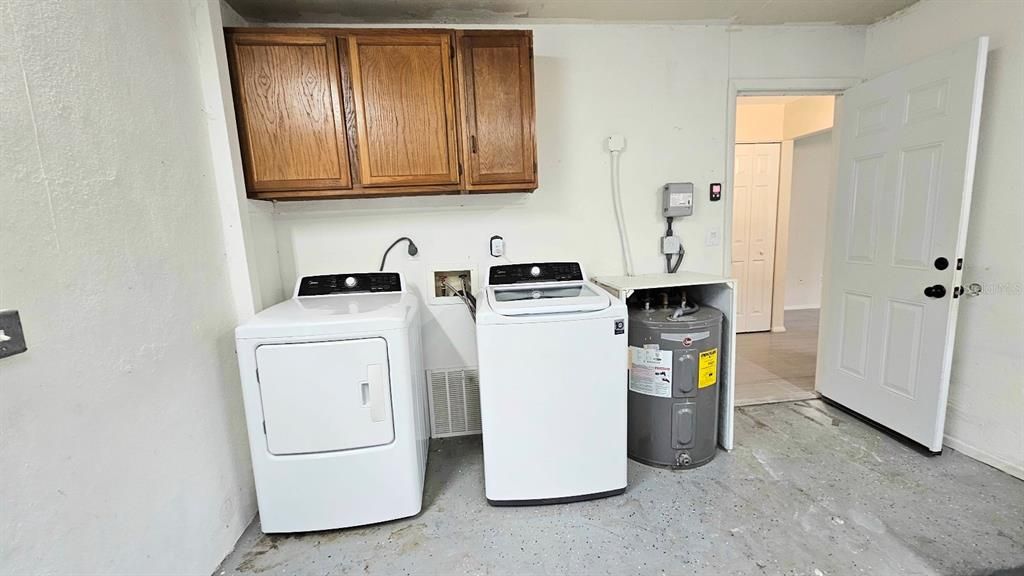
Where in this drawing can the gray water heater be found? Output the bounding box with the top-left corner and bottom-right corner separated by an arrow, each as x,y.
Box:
628,299 -> 722,469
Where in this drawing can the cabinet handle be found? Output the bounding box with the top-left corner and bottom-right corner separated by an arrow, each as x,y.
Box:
470,135 -> 478,154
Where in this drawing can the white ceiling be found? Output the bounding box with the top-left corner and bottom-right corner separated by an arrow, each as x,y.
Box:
226,0 -> 919,26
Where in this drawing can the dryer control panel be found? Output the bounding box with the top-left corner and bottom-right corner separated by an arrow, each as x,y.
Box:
297,273 -> 402,296
489,262 -> 583,285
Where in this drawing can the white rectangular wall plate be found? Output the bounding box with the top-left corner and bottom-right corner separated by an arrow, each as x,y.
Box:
706,228 -> 721,247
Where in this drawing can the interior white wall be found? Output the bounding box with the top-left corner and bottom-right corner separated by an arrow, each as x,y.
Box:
735,102 -> 786,143
772,140 -> 795,331
0,0 -> 256,573
737,96 -> 834,143
250,200 -> 286,305
263,24 -> 865,371
864,0 -> 1024,479
782,96 -> 835,140
784,130 -> 832,310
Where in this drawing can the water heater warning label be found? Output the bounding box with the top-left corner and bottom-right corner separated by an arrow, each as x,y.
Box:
699,348 -> 718,388
629,347 -> 672,398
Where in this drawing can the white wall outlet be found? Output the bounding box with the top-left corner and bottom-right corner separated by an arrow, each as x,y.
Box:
606,134 -> 626,152
706,228 -> 721,246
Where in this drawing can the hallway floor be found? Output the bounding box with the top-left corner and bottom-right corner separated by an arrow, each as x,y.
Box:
735,309 -> 820,406
216,400 -> 1024,576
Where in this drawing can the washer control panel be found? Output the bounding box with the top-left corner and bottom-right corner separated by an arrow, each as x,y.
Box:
489,262 -> 583,285
297,273 -> 402,296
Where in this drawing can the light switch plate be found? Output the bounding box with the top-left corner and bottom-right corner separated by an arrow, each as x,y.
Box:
706,229 -> 721,247
0,310 -> 27,359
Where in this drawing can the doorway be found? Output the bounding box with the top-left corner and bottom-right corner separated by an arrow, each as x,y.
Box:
730,94 -> 836,406
725,39 -> 987,451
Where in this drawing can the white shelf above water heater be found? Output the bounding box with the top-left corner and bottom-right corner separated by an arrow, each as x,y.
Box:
594,273 -> 737,451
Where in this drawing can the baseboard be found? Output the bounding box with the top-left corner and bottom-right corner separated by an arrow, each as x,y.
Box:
784,305 -> 821,311
943,435 -> 1024,481
771,326 -> 787,333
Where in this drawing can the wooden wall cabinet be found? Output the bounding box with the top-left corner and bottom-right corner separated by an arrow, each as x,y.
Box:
456,31 -> 537,191
347,32 -> 460,187
227,32 -> 351,193
225,28 -> 537,200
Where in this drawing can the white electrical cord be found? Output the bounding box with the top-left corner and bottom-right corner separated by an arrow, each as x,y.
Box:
609,150 -> 635,276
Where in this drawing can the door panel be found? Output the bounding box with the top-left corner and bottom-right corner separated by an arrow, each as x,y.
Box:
838,291 -> 871,377
847,154 -> 883,262
457,32 -> 537,189
347,34 -> 460,187
880,300 -> 924,398
892,144 -> 942,267
818,37 -> 988,451
256,338 -> 394,455
731,143 -> 781,333
229,33 -> 351,192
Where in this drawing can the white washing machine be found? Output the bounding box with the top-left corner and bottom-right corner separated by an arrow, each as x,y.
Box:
235,272 -> 428,533
475,262 -> 628,505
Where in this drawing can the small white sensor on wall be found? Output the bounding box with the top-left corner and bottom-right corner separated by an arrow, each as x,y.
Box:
489,235 -> 505,258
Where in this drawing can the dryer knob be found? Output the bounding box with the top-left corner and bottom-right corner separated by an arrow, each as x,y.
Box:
344,276 -> 357,288
530,266 -> 541,278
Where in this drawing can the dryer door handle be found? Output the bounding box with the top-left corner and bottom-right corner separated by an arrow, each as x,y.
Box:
366,364 -> 387,422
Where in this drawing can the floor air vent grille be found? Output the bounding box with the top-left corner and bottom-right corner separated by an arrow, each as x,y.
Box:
427,367 -> 481,438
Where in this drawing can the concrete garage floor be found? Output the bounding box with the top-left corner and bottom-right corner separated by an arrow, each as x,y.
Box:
217,400 -> 1024,576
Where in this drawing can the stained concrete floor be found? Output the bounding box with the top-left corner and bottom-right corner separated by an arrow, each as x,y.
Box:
736,309 -> 820,406
217,400 -> 1024,576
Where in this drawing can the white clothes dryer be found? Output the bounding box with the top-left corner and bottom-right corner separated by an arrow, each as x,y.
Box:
235,272 -> 428,532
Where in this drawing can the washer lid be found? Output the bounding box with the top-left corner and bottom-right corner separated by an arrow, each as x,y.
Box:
487,281 -> 610,316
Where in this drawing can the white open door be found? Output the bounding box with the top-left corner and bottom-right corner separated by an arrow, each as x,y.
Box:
818,37 -> 988,452
732,143 -> 781,333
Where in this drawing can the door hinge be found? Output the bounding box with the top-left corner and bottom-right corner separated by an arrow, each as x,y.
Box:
529,46 -> 534,60
262,421 -> 267,435
458,162 -> 463,176
450,44 -> 456,60
534,160 -> 538,173
956,258 -> 963,270
953,285 -> 964,299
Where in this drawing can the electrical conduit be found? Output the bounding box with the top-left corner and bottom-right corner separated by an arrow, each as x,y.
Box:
609,150 -> 634,276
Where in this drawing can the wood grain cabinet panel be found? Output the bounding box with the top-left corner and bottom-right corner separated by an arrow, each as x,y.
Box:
456,31 -> 537,190
347,33 -> 460,187
227,32 -> 351,192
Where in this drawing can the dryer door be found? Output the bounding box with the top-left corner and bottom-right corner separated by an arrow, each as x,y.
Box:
256,338 -> 394,455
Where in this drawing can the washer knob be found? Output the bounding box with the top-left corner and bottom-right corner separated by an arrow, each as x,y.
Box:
530,266 -> 541,278
344,276 -> 357,288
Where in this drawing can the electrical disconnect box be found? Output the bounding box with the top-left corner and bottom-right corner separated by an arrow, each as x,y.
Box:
662,183 -> 694,218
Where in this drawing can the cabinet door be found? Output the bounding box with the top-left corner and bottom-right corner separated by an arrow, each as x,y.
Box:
228,32 -> 351,193
457,31 -> 537,190
347,33 -> 460,187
